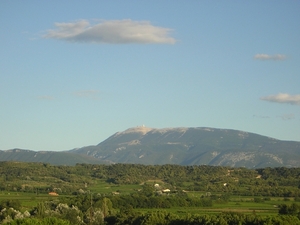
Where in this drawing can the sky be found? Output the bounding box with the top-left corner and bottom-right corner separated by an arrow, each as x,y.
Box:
1,1 -> 300,151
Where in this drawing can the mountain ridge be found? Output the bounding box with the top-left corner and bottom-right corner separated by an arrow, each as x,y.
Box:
0,148 -> 108,165
1,126 -> 300,167
72,126 -> 300,168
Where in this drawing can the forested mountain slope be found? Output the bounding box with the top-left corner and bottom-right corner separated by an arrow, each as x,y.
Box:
0,149 -> 106,165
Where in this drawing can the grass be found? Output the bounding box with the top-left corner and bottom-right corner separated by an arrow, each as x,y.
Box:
135,201 -> 280,216
132,194 -> 290,216
88,180 -> 141,195
0,192 -> 59,211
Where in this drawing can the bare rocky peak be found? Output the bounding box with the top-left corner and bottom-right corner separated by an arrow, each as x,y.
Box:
151,127 -> 189,134
121,126 -> 153,135
120,126 -> 191,136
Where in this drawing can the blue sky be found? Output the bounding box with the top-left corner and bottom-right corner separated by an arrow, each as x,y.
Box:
1,1 -> 299,151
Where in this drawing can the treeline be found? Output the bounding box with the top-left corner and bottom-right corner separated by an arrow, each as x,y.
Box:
110,193 -> 213,209
107,210 -> 300,225
1,196 -> 300,225
3,212 -> 300,225
62,185 -> 213,210
0,162 -> 300,197
2,202 -> 300,225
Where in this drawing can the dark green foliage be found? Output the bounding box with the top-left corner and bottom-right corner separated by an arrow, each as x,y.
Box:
278,203 -> 300,217
140,211 -> 179,225
106,207 -> 142,225
105,211 -> 300,225
0,199 -> 21,211
109,194 -> 212,209
140,184 -> 155,197
1,162 -> 300,197
253,197 -> 264,203
6,217 -> 70,225
34,202 -> 46,218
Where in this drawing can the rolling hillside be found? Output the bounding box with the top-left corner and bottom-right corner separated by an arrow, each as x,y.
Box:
0,149 -> 106,165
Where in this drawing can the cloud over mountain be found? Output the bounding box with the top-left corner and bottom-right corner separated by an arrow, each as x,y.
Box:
260,93 -> 300,105
254,54 -> 286,61
43,19 -> 176,44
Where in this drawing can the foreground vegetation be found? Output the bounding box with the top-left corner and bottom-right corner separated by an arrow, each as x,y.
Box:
0,162 -> 300,224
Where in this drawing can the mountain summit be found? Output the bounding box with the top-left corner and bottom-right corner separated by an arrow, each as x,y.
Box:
71,127 -> 300,168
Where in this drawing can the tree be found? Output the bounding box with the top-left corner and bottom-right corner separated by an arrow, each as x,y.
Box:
140,184 -> 155,197
0,200 -> 21,211
279,203 -> 300,217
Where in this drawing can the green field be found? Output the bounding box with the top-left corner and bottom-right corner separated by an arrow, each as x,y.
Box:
0,180 -> 293,216
134,198 -> 286,216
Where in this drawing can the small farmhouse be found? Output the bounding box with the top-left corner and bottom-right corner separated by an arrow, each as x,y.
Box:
48,192 -> 59,196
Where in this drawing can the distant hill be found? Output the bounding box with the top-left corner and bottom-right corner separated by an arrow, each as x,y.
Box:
71,126 -> 300,168
1,127 -> 300,167
0,149 -> 107,166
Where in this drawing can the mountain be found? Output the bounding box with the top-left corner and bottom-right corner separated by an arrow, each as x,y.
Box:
71,126 -> 300,168
0,149 -> 107,166
1,127 -> 300,167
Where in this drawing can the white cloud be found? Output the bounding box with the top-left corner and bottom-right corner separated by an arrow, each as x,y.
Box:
260,93 -> 300,105
73,90 -> 99,99
254,54 -> 286,61
43,19 -> 176,44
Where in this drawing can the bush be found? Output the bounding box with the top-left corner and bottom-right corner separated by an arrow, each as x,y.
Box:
295,197 -> 300,202
0,200 -> 21,211
6,217 -> 70,225
253,197 -> 264,203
